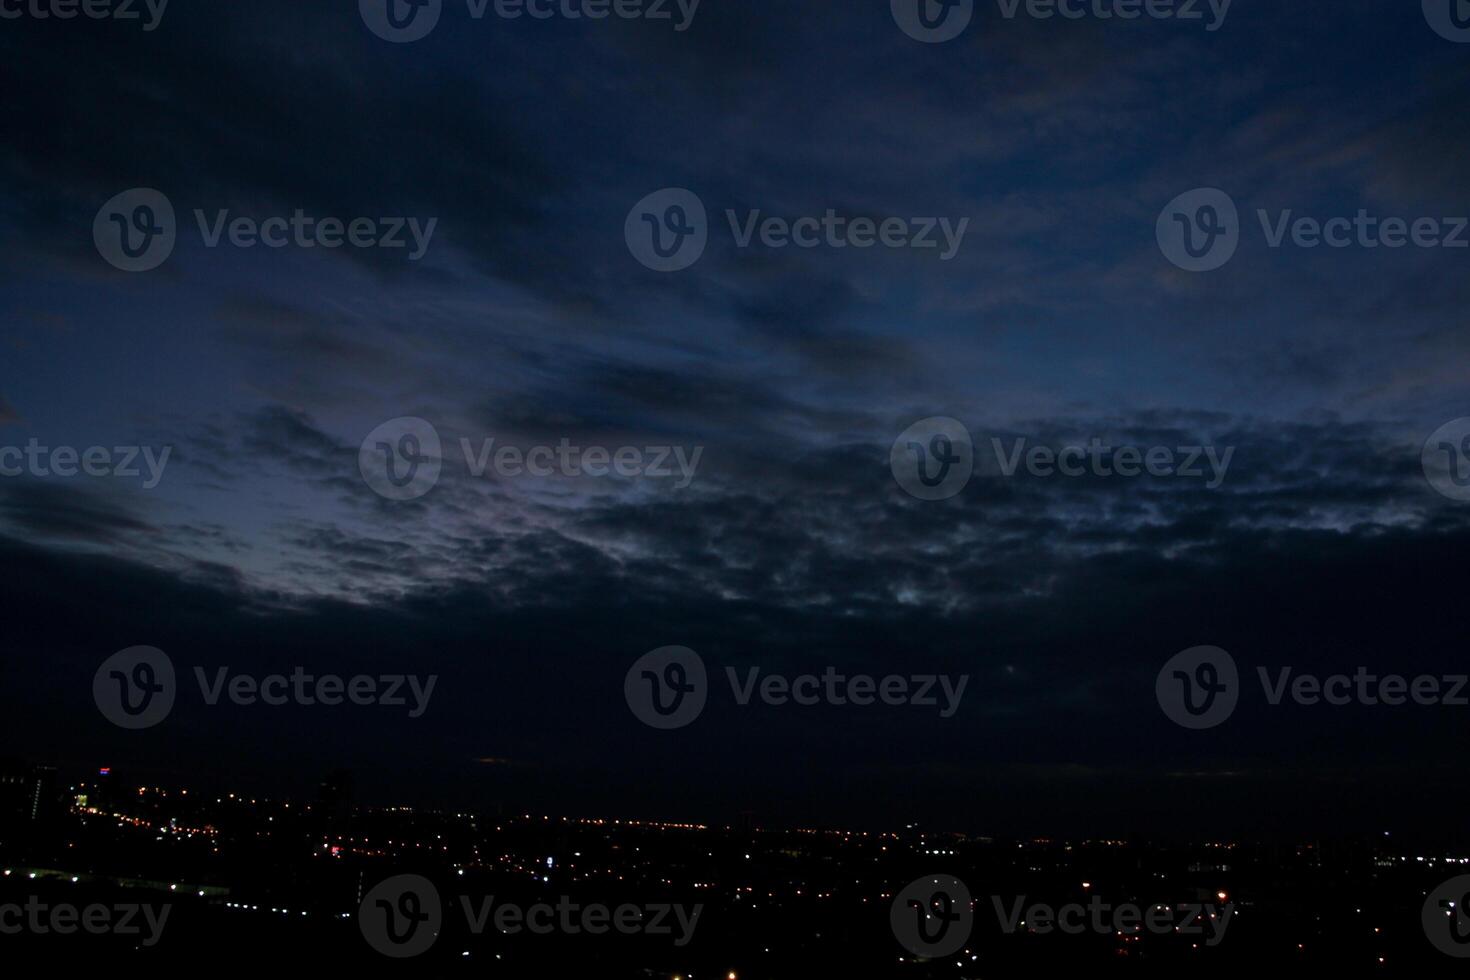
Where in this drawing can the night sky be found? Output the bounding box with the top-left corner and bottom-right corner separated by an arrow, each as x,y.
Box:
3,1 -> 1470,841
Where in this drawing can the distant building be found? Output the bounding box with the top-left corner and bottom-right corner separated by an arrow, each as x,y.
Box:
318,770 -> 355,820
0,758 -> 28,823
73,767 -> 118,812
0,760 -> 60,827
27,766 -> 58,822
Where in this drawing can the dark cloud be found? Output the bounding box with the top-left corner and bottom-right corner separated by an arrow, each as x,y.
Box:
0,480 -> 157,544
3,413 -> 1470,838
2,0 -> 1469,838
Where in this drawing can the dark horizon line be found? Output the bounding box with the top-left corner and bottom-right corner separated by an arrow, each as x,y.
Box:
19,755 -> 1454,851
